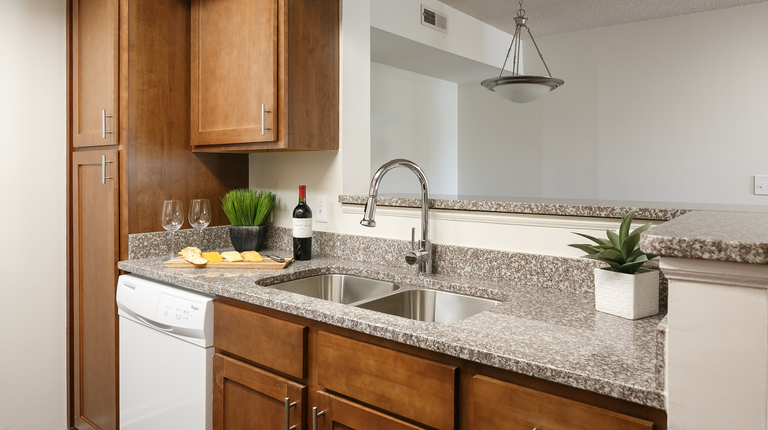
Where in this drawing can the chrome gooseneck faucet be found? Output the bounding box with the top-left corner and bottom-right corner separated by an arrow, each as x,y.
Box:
361,159 -> 432,275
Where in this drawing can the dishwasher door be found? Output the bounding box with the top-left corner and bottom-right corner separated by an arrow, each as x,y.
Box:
117,274 -> 214,430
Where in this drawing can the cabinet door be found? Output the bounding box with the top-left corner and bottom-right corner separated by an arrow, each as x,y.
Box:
72,0 -> 119,147
214,353 -> 306,430
469,375 -> 654,430
191,0 -> 278,147
315,391 -> 428,430
72,149 -> 120,430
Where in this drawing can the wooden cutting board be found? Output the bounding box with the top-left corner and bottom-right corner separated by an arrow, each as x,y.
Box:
163,256 -> 293,269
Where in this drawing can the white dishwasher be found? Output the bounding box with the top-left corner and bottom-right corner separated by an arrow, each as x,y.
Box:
116,274 -> 214,430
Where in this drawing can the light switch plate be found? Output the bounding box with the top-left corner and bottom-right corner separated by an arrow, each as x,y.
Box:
316,195 -> 328,223
755,176 -> 768,196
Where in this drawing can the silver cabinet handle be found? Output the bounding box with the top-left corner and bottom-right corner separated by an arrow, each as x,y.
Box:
312,406 -> 325,430
284,397 -> 297,430
101,155 -> 114,185
261,103 -> 271,136
101,109 -> 113,139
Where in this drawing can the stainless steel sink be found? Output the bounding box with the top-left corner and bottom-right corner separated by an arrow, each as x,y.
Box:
354,289 -> 500,323
268,274 -> 400,304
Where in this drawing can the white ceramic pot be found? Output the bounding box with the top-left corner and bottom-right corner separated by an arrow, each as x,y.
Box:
594,267 -> 659,320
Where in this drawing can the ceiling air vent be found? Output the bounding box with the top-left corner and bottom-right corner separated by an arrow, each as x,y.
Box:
421,4 -> 448,34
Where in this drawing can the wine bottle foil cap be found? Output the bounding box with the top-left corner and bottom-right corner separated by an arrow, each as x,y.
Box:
299,185 -> 306,199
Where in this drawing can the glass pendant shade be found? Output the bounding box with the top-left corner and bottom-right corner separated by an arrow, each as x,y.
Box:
482,77 -> 563,103
482,0 -> 563,104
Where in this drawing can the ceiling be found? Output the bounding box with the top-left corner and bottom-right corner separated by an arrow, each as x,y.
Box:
437,0 -> 767,37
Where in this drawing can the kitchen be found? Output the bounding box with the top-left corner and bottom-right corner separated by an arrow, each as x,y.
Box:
2,0 -> 768,429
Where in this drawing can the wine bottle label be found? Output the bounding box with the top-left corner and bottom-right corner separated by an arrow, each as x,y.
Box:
293,218 -> 312,238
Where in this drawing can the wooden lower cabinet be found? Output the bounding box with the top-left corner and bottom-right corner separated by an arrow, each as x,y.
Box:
213,353 -> 306,430
316,331 -> 455,430
315,392 -> 428,430
470,375 -> 655,430
72,149 -> 120,430
213,300 -> 667,430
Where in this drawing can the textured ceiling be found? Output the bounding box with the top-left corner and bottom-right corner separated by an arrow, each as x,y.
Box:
437,0 -> 768,37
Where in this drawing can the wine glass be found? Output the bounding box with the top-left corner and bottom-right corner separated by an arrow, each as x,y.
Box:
188,199 -> 211,250
161,200 -> 184,258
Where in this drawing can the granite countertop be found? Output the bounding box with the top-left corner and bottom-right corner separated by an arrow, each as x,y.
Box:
340,193 -> 768,221
640,211 -> 768,264
118,250 -> 666,410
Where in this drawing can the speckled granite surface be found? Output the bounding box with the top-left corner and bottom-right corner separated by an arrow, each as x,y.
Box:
128,226 -> 668,307
128,226 -> 233,260
118,250 -> 667,409
340,194 -> 768,221
640,211 -> 768,264
267,227 -> 669,309
656,316 -> 668,392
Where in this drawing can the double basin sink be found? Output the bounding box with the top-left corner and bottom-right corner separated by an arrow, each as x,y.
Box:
268,274 -> 499,323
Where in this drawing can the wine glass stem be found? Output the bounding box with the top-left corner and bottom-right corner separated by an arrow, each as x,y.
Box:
170,231 -> 176,258
197,230 -> 202,249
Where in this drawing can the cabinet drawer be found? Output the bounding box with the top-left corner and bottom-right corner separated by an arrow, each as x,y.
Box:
470,375 -> 654,430
214,302 -> 307,379
316,391 -> 429,430
316,331 -> 456,430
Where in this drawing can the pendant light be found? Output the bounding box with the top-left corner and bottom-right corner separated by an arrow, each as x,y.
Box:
481,0 -> 563,103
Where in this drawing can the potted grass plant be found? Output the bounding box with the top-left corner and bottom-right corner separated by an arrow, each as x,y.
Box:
221,189 -> 276,252
569,209 -> 660,320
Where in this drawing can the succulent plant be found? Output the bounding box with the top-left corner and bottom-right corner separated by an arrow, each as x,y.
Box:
569,209 -> 657,274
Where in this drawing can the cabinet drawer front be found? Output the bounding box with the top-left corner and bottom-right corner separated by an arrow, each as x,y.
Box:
317,391 -> 428,430
214,302 -> 306,379
470,375 -> 654,430
316,331 -> 456,430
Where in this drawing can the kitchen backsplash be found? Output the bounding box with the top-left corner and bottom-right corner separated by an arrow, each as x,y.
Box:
128,226 -> 233,260
128,225 -> 668,308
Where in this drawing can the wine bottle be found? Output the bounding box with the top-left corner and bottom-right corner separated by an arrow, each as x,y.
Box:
292,185 -> 312,260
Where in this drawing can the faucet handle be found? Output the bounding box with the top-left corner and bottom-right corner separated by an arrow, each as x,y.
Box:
411,227 -> 415,251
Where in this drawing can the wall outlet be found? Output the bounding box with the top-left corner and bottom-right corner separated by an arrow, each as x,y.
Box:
755,176 -> 768,196
316,195 -> 328,223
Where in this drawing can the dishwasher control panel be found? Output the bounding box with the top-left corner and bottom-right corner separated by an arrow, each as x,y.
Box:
116,274 -> 214,346
156,293 -> 205,326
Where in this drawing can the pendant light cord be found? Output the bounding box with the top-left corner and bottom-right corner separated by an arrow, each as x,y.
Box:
498,0 -> 554,78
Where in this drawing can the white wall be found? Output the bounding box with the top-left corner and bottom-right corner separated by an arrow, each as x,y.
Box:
457,2 -> 768,204
0,1 -> 67,429
371,62 -> 458,195
370,0 -> 511,71
457,81 -> 545,197
250,0 -> 660,259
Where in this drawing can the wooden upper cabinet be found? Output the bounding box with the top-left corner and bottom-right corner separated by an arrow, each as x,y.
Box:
191,0 -> 339,152
192,0 -> 278,146
73,0 -> 119,148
